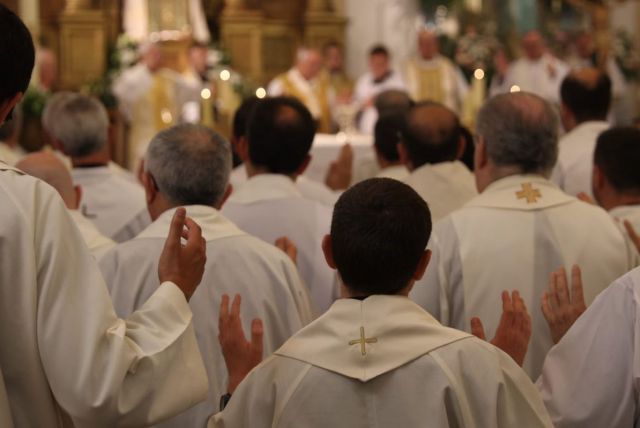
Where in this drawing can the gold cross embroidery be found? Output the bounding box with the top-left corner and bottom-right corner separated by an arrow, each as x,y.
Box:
348,326 -> 378,356
516,183 -> 542,204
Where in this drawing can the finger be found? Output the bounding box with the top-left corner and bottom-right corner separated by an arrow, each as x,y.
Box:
183,217 -> 203,251
571,265 -> 585,308
165,207 -> 187,248
219,294 -> 230,323
577,192 -> 594,204
470,317 -> 486,341
250,318 -> 264,361
231,294 -> 242,320
512,290 -> 524,330
549,270 -> 562,310
541,292 -> 554,324
555,267 -> 570,307
501,290 -> 514,326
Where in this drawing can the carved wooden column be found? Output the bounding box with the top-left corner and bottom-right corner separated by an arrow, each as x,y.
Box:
59,0 -> 106,89
304,0 -> 348,49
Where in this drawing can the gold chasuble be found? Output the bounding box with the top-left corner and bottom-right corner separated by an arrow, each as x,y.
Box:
279,73 -> 332,134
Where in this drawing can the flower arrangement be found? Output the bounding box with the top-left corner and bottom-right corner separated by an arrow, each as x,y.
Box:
612,29 -> 640,81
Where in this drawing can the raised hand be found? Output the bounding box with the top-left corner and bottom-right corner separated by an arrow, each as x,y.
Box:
325,143 -> 353,191
471,290 -> 531,367
158,207 -> 207,301
541,265 -> 586,344
275,236 -> 298,266
219,294 -> 264,394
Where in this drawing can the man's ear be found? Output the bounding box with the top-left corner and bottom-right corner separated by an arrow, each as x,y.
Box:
141,170 -> 158,205
73,185 -> 82,210
321,234 -> 337,269
0,93 -> 23,125
236,136 -> 250,162
456,135 -> 466,160
592,164 -> 605,192
216,184 -> 233,209
397,142 -> 412,170
296,154 -> 312,176
474,137 -> 488,171
412,250 -> 432,281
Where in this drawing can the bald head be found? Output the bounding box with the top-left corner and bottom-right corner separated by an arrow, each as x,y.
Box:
16,152 -> 78,209
477,92 -> 559,176
522,30 -> 545,61
296,47 -> 323,80
560,68 -> 611,126
418,30 -> 439,60
400,102 -> 461,169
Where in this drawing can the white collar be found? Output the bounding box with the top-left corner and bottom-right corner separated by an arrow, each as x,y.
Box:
0,162 -> 23,174
276,295 -> 471,382
136,205 -> 245,241
564,121 -> 609,137
411,160 -> 470,178
229,174 -> 302,204
71,166 -> 113,184
467,174 -> 574,211
610,204 -> 640,220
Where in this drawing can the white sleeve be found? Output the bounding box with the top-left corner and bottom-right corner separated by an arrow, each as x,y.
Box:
536,274 -> 639,428
34,184 -> 208,426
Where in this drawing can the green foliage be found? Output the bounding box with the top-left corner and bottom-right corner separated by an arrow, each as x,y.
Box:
20,88 -> 49,119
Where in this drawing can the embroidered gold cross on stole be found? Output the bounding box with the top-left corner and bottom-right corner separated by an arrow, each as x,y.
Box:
516,183 -> 542,204
349,326 -> 378,356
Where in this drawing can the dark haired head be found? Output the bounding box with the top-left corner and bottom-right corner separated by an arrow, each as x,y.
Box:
247,96 -> 316,175
0,5 -> 35,104
369,44 -> 389,57
400,101 -> 460,168
374,113 -> 404,163
594,127 -> 640,195
232,96 -> 262,140
561,69 -> 611,124
330,178 -> 431,295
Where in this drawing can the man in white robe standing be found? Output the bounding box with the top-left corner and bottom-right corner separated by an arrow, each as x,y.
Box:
354,45 -> 407,134
51,94 -> 150,242
491,31 -> 569,105
100,123 -> 314,428
210,178 -> 553,427
411,92 -> 636,378
399,102 -> 477,222
552,69 -> 611,198
223,97 -> 338,313
16,152 -> 115,261
0,6 -> 210,425
405,30 -> 469,114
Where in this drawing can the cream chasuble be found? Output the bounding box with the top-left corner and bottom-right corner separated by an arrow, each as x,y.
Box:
100,205 -> 314,428
71,166 -> 150,242
405,56 -> 469,113
403,160 -> 477,223
223,174 -> 340,313
67,209 -> 115,261
209,296 -> 552,427
0,163 -> 208,427
537,268 -> 640,427
411,174 -> 637,378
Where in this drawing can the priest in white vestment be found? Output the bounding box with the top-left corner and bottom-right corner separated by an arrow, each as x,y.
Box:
354,45 -> 407,134
552,69 -> 611,198
100,124 -> 314,428
0,9 -> 211,425
210,178 -> 552,427
223,97 -> 339,312
267,48 -> 334,134
491,31 -> 569,104
399,102 -> 476,222
50,94 -> 150,242
592,127 -> 640,234
16,152 -> 115,261
537,267 -> 640,427
411,93 -> 636,378
405,30 -> 469,114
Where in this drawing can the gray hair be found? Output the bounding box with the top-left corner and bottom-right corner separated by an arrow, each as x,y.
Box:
50,94 -> 109,157
476,92 -> 559,176
41,91 -> 76,136
146,123 -> 231,206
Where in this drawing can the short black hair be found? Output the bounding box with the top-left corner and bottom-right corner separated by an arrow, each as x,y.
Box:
232,96 -> 261,140
594,127 -> 640,195
561,72 -> 611,123
247,96 -> 315,175
331,178 -> 432,295
369,44 -> 389,57
374,113 -> 404,163
400,101 -> 460,167
0,5 -> 35,103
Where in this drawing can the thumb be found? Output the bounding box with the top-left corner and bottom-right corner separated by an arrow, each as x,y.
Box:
165,207 -> 186,248
470,317 -> 487,341
250,318 -> 264,360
